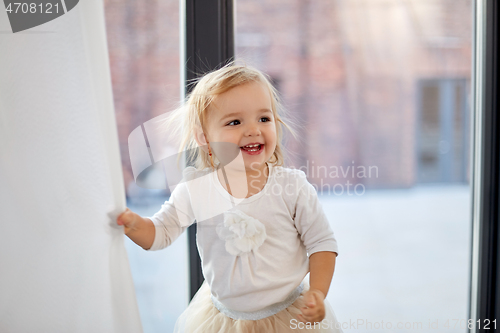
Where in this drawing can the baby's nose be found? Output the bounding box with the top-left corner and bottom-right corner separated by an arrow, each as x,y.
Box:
245,123 -> 261,136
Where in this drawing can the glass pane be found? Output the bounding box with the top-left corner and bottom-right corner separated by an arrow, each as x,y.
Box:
236,0 -> 472,332
103,1 -> 187,332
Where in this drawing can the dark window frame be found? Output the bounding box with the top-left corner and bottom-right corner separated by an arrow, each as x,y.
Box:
183,0 -> 234,300
470,0 -> 500,331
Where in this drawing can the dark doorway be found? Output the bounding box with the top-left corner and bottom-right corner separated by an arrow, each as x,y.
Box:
417,79 -> 469,183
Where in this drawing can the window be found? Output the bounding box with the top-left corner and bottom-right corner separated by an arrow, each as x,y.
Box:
417,79 -> 469,183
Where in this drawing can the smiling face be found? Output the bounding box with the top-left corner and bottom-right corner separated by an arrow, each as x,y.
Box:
201,81 -> 278,174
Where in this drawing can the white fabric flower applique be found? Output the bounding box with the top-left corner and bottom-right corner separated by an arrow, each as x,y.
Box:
216,209 -> 267,256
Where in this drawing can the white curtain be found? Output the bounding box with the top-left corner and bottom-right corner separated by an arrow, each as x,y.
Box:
0,1 -> 143,332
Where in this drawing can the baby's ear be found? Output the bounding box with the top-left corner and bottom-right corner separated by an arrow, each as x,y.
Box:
193,125 -> 209,153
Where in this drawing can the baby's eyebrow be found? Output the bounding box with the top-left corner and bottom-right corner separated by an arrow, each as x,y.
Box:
219,109 -> 272,122
220,112 -> 242,122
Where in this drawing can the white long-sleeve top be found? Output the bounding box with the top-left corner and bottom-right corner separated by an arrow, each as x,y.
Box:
146,162 -> 339,312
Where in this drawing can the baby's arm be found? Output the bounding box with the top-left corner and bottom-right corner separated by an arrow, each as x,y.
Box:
292,172 -> 340,323
309,251 -> 337,298
298,251 -> 337,324
117,208 -> 155,250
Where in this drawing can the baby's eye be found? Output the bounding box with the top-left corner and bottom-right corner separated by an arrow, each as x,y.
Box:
259,117 -> 271,122
227,120 -> 240,126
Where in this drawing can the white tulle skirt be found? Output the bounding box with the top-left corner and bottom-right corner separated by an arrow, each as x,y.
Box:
174,279 -> 344,333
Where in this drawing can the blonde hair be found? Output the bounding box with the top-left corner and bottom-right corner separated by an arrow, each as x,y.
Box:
164,63 -> 297,170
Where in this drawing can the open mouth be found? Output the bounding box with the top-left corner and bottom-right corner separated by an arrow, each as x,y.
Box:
240,143 -> 263,152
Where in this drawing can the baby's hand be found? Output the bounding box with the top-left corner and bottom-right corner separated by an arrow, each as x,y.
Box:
297,289 -> 326,324
116,208 -> 140,235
